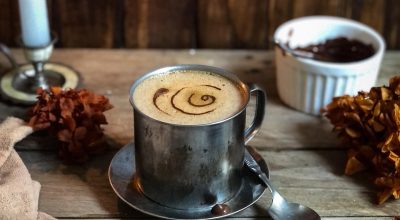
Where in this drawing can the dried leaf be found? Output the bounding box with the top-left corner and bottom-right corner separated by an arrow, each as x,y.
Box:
323,76 -> 400,204
28,87 -> 113,163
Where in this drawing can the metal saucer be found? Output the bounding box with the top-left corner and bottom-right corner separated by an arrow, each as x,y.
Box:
108,142 -> 269,219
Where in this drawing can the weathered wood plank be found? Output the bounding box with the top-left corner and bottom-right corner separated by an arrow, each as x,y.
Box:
292,0 -> 348,17
0,0 -> 19,47
197,0 -> 269,49
196,0 -> 234,48
0,50 -> 398,150
1,1 -> 400,49
226,0 -> 269,48
20,149 -> 399,218
124,0 -> 196,48
383,0 -> 400,50
53,0 -> 116,48
348,0 -> 385,34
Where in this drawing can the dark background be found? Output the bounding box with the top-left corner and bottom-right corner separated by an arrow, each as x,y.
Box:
0,0 -> 398,49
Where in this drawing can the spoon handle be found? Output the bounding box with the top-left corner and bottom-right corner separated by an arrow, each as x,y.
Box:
274,41 -> 315,59
244,149 -> 282,198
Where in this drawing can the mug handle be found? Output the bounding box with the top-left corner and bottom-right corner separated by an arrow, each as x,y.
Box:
244,83 -> 266,145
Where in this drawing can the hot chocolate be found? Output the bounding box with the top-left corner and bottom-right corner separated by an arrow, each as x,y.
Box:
132,70 -> 246,125
293,37 -> 375,63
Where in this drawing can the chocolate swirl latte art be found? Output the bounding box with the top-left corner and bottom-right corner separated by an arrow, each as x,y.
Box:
133,70 -> 245,125
153,85 -> 221,116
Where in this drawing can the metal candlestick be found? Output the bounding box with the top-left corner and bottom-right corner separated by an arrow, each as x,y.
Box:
0,35 -> 80,104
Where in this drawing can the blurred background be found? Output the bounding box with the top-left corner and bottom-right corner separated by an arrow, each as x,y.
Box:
0,0 -> 398,49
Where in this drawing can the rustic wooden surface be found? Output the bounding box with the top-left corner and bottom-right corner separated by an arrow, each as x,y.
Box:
0,49 -> 399,219
0,0 -> 400,49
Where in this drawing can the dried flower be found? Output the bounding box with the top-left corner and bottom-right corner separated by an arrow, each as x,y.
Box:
28,87 -> 113,163
323,76 -> 400,204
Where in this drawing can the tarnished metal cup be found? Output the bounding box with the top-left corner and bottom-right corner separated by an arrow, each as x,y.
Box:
129,64 -> 266,210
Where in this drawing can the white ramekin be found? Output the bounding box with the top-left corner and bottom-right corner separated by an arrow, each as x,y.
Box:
274,16 -> 385,115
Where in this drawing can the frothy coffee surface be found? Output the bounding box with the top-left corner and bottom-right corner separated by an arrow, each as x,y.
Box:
133,70 -> 246,125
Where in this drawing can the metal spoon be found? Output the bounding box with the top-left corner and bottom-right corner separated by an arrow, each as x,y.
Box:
244,149 -> 321,220
274,40 -> 317,60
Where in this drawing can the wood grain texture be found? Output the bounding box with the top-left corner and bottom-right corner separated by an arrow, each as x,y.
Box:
348,0 -> 385,34
20,149 -> 400,218
124,0 -> 196,48
196,0 -> 234,48
197,0 -> 268,49
1,1 -> 400,49
267,0 -> 292,47
384,0 -> 400,49
292,0 -> 348,17
0,0 -> 19,47
53,0 -> 116,48
0,49 -> 398,151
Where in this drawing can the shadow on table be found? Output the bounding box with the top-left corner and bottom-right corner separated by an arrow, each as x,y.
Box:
294,120 -> 377,204
59,136 -> 125,215
117,199 -> 156,219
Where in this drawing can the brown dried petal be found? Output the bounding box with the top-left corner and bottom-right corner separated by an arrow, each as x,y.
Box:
389,76 -> 400,96
394,190 -> 400,199
345,127 -> 361,138
381,87 -> 391,101
74,127 -> 87,141
359,145 -> 376,160
33,122 -> 51,131
50,87 -> 62,95
58,129 -> 72,142
63,116 -> 76,131
393,104 -> 400,127
370,119 -> 385,132
356,98 -> 374,112
345,156 -> 366,175
388,151 -> 400,169
345,112 -> 361,124
377,188 -> 394,205
373,102 -> 381,118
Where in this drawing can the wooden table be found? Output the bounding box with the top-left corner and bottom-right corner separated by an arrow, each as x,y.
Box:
1,49 -> 399,219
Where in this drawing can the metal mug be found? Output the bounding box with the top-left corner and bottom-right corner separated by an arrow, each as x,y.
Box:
129,64 -> 266,210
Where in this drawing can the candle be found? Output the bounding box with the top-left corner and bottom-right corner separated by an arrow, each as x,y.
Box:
18,0 -> 51,47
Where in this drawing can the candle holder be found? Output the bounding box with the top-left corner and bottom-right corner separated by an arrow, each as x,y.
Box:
0,34 -> 80,104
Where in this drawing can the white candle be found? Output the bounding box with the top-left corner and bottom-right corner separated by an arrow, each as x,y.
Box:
18,0 -> 51,47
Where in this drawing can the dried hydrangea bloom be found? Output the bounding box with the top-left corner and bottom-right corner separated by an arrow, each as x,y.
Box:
28,87 -> 113,163
323,76 -> 400,204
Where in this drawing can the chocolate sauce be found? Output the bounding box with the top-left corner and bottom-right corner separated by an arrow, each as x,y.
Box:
170,85 -> 221,116
294,37 -> 375,63
203,84 -> 222,90
188,94 -> 216,107
171,87 -> 216,115
211,204 -> 230,215
153,88 -> 170,115
152,85 -> 222,116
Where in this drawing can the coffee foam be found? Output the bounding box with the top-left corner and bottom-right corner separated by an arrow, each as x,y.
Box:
133,70 -> 246,125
